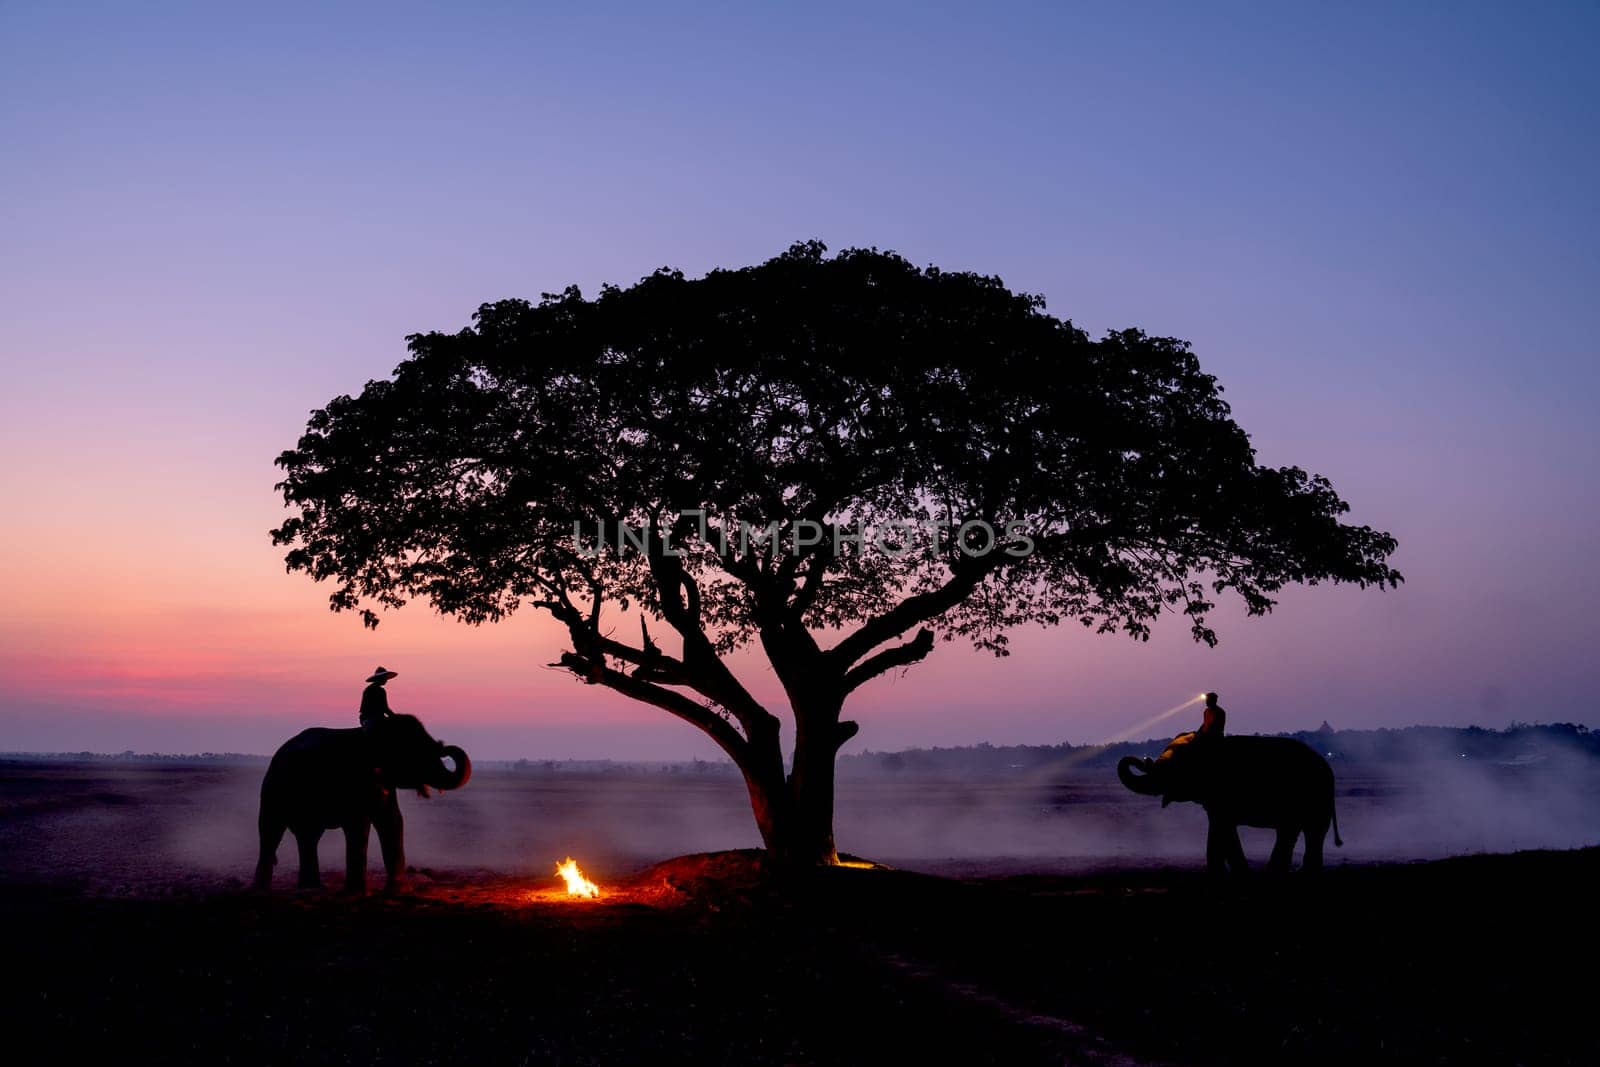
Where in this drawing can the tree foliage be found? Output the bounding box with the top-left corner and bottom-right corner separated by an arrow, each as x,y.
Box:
272,241 -> 1400,861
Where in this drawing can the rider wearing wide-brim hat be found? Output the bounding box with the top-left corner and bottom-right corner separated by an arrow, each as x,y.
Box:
360,667 -> 399,727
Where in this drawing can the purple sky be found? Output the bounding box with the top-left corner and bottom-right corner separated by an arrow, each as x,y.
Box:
2,3 -> 1597,759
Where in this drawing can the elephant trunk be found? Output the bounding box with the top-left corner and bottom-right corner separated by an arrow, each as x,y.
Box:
1117,755 -> 1163,797
434,745 -> 472,790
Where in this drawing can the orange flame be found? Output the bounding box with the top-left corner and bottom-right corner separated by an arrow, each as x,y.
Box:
556,857 -> 601,899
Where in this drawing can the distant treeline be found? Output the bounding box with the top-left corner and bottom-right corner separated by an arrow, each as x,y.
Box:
494,758 -> 737,775
0,750 -> 269,764
838,722 -> 1600,777
5,722 -> 1593,775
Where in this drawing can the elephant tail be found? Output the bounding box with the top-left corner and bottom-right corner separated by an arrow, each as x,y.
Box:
1331,797 -> 1344,848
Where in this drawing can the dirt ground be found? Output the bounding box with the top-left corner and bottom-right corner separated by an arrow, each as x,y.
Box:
2,759 -> 1596,1064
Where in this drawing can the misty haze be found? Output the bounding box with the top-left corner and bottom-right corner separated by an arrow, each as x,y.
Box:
7,724 -> 1594,895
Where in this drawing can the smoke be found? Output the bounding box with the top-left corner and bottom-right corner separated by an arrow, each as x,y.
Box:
2,728 -> 1596,895
831,733 -> 1600,874
164,764 -> 765,889
1324,740 -> 1600,860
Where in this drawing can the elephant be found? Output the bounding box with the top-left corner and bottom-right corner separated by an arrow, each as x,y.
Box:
253,714 -> 471,894
1117,730 -> 1342,874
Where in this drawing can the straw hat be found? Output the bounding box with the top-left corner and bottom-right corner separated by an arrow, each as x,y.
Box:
366,666 -> 399,683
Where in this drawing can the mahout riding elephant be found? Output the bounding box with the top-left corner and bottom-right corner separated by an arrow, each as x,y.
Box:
253,714 -> 471,893
1117,731 -> 1341,874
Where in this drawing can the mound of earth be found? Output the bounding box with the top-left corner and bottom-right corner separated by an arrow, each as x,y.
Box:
621,849 -> 898,907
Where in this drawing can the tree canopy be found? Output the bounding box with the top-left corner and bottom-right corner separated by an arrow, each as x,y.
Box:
272,241 -> 1400,863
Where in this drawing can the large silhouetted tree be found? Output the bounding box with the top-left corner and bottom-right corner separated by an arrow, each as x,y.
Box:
272,242 -> 1400,866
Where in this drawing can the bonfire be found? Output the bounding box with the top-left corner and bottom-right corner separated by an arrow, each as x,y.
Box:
555,857 -> 601,899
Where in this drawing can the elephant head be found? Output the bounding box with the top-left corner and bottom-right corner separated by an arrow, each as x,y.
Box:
1117,730 -> 1211,808
367,714 -> 472,794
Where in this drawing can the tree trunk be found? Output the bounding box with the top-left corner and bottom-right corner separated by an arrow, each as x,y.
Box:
740,694 -> 845,867
783,747 -> 839,866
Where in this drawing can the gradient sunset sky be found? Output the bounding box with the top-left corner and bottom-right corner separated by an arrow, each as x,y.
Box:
3,2 -> 1597,759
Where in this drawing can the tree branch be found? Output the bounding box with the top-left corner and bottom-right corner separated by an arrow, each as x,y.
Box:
642,529 -> 777,733
842,627 -> 936,695
555,652 -> 748,762
788,536 -> 834,620
827,555 -> 999,668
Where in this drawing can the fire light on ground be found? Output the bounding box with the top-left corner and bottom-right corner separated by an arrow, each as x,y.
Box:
556,857 -> 601,899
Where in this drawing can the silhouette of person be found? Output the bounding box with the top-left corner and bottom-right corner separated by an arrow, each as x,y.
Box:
1197,692 -> 1226,740
360,666 -> 398,727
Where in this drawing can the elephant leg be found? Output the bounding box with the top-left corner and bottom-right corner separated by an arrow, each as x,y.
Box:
254,812 -> 286,890
341,821 -> 370,895
294,827 -> 324,889
375,791 -> 409,895
1205,818 -> 1236,876
1303,820 -> 1329,873
1225,826 -> 1249,875
1266,827 -> 1297,875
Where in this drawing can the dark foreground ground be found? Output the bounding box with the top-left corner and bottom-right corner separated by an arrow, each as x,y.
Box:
3,759 -> 1598,1064
6,850 -> 1599,1065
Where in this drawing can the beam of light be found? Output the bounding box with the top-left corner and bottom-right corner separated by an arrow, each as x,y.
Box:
1047,693 -> 1209,773
1095,692 -> 1208,747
